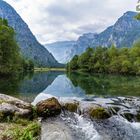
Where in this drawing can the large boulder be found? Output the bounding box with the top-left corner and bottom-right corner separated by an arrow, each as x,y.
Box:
36,97 -> 61,118
0,94 -> 33,121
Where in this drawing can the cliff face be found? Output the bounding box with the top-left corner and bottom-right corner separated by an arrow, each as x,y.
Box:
0,0 -> 60,67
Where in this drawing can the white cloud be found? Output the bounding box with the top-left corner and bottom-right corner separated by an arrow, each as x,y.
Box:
4,0 -> 137,44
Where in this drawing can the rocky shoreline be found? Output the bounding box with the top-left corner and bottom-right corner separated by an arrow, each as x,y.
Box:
0,93 -> 140,140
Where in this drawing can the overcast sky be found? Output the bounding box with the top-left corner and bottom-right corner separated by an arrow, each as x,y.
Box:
4,0 -> 137,44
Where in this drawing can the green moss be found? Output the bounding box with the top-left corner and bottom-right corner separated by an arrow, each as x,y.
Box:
36,97 -> 61,117
0,100 -> 7,104
32,106 -> 37,119
64,103 -> 78,112
89,107 -> 111,119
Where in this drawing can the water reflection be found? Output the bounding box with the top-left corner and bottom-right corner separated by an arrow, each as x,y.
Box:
19,71 -> 64,96
42,75 -> 85,97
67,72 -> 140,96
0,74 -> 22,96
0,71 -> 140,99
0,71 -> 64,98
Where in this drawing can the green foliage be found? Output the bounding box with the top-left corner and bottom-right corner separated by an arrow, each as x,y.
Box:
67,55 -> 79,71
0,18 -> 34,75
1,119 -> 40,140
67,42 -> 140,75
0,18 -> 21,74
22,59 -> 34,72
135,13 -> 140,20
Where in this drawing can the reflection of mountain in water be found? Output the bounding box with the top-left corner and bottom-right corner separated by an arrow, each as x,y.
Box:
19,71 -> 64,96
43,75 -> 85,97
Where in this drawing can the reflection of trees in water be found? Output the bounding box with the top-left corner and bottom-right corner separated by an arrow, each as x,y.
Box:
0,71 -> 64,96
66,72 -> 140,96
0,73 -> 24,96
19,71 -> 64,96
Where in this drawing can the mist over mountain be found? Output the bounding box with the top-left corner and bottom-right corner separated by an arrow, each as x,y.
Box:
0,0 -> 60,67
46,11 -> 140,63
45,41 -> 76,63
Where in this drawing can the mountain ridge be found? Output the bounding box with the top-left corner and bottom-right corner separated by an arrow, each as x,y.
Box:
0,0 -> 61,67
45,11 -> 140,63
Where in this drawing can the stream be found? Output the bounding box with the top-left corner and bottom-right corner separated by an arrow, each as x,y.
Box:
33,94 -> 140,140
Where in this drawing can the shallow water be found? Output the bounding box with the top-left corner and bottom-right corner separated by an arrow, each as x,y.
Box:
33,94 -> 140,140
41,109 -> 140,140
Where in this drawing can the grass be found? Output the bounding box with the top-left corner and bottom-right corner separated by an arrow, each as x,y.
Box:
34,67 -> 66,72
0,119 -> 41,140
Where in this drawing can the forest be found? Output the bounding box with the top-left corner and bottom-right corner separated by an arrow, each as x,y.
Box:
0,18 -> 34,75
67,43 -> 140,75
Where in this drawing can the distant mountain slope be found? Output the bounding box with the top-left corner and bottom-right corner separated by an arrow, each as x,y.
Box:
46,11 -> 140,63
75,11 -> 140,54
45,41 -> 76,63
0,0 -> 60,67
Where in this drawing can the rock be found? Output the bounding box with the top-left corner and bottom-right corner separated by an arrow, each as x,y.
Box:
0,94 -> 33,121
107,106 -> 121,115
89,107 -> 111,120
64,103 -> 78,112
36,97 -> 61,118
136,113 -> 140,122
122,112 -> 135,122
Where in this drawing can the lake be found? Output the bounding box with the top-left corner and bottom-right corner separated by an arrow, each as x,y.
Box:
0,71 -> 140,101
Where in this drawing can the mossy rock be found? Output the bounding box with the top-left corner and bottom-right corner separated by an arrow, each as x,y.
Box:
0,94 -> 34,121
36,97 -> 61,118
89,107 -> 111,120
0,100 -> 7,104
64,103 -> 78,112
0,111 -> 15,122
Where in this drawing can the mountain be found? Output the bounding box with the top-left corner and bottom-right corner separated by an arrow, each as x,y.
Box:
45,11 -> 140,63
74,11 -> 140,55
45,41 -> 76,63
0,0 -> 60,67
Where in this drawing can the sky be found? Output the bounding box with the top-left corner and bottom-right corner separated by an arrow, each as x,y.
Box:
4,0 -> 138,44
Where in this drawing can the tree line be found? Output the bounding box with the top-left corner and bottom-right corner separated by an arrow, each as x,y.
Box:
67,43 -> 140,75
0,18 -> 34,75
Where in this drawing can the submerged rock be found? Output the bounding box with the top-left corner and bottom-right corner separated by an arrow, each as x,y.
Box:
36,97 -> 61,118
0,94 -> 33,121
